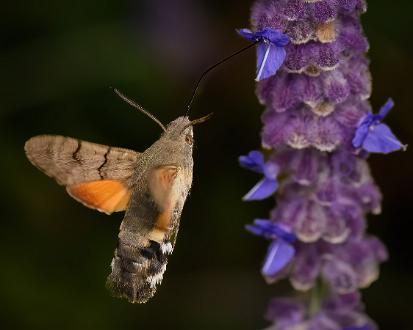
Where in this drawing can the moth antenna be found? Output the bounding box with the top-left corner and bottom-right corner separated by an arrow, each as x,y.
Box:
181,113 -> 213,133
185,41 -> 259,116
113,88 -> 167,132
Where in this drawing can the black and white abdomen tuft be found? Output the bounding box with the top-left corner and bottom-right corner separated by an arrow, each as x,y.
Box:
106,238 -> 174,304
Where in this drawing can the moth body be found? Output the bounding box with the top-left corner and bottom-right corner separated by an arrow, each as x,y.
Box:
107,117 -> 194,303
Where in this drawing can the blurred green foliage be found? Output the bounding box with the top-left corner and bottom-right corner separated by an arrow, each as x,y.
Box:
1,1 -> 412,329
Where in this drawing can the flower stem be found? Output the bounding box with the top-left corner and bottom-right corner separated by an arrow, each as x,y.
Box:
309,280 -> 322,316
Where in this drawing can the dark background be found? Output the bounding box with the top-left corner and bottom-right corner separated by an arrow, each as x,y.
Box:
1,0 -> 412,329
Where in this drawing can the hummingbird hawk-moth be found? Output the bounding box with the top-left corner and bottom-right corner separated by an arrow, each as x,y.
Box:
23,37 -> 258,303
24,89 -> 212,303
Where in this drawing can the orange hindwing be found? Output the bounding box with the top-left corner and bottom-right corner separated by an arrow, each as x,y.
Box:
67,180 -> 131,214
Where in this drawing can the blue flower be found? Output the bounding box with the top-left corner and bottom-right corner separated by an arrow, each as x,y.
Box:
352,99 -> 406,154
237,28 -> 289,81
246,220 -> 296,278
239,150 -> 279,201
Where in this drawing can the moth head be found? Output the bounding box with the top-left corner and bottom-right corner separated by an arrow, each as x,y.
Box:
165,113 -> 213,145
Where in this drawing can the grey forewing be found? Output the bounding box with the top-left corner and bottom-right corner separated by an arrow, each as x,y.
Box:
25,135 -> 140,186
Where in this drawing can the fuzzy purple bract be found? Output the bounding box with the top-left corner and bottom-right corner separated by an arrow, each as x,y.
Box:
239,0 -> 405,329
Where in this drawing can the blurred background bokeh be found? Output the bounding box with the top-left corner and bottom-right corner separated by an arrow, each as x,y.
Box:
1,0 -> 412,329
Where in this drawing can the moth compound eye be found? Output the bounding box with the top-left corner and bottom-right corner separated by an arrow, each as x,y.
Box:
185,134 -> 193,145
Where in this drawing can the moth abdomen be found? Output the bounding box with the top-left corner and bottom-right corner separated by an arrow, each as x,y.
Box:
106,238 -> 172,304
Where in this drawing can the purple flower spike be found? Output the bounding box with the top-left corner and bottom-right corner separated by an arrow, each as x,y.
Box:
238,28 -> 290,81
352,99 -> 407,154
246,220 -> 296,277
239,151 -> 279,201
242,1 -> 396,328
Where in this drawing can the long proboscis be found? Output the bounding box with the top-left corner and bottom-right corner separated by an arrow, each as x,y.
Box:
113,88 -> 167,132
185,41 -> 259,116
181,113 -> 213,132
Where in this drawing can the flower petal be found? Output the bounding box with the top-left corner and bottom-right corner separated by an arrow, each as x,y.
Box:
237,28 -> 256,41
263,161 -> 279,180
362,123 -> 406,154
262,240 -> 295,278
352,121 -> 369,149
256,43 -> 287,81
242,177 -> 277,201
245,223 -> 268,237
247,219 -> 274,239
255,28 -> 290,46
378,98 -> 394,119
247,219 -> 296,242
238,27 -> 289,46
239,150 -> 265,173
